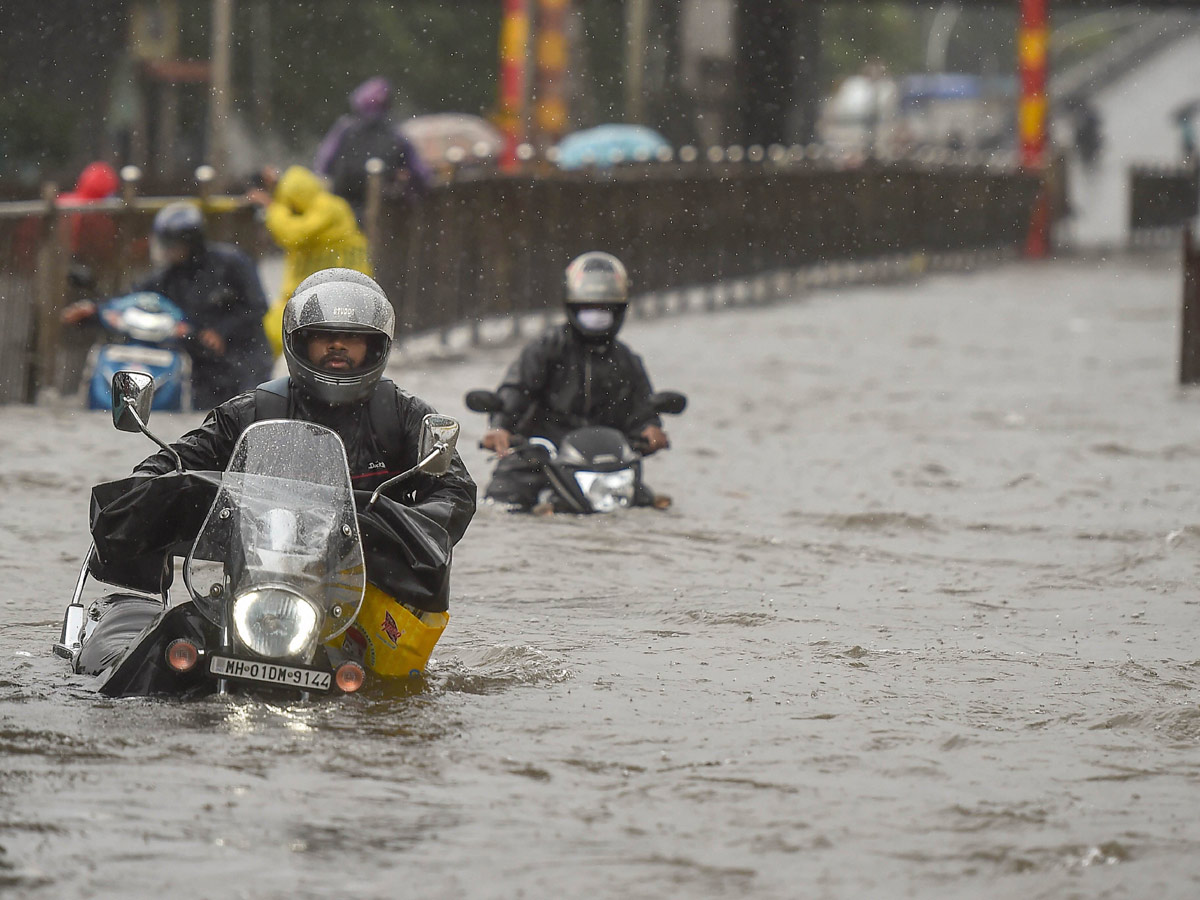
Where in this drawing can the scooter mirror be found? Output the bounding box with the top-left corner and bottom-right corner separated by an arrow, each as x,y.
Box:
417,414 -> 460,477
651,391 -> 688,416
112,371 -> 156,432
464,390 -> 502,413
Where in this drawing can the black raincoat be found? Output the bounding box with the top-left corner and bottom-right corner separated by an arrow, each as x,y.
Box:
89,379 -> 476,612
133,242 -> 273,409
489,324 -> 663,442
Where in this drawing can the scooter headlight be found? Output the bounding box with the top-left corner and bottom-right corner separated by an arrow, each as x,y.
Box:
231,586 -> 321,658
574,468 -> 636,513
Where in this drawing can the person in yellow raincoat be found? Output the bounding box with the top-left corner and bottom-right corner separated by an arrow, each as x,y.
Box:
247,165 -> 373,356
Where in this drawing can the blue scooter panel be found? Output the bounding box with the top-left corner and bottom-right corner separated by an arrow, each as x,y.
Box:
88,344 -> 189,411
85,291 -> 190,412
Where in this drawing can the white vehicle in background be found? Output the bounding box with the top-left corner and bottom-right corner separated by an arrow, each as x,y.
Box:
818,72 -> 902,156
819,72 -> 1009,157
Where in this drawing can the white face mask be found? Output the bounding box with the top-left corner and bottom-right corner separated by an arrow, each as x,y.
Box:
575,308 -> 615,332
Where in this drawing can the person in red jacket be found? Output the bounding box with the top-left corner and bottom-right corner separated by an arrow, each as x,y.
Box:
57,161 -> 120,263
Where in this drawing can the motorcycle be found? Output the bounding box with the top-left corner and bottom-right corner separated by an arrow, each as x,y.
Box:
463,388 -> 686,514
83,291 -> 191,412
53,370 -> 461,699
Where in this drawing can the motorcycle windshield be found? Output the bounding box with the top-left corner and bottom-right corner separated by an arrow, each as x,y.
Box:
184,420 -> 365,643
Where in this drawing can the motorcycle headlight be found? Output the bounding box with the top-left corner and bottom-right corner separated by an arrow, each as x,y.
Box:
231,586 -> 321,658
574,468 -> 636,513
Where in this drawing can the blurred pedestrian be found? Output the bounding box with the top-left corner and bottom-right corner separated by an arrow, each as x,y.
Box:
57,161 -> 120,265
1174,99 -> 1200,166
247,165 -> 374,357
14,161 -> 121,276
62,202 -> 273,410
1072,100 -> 1103,169
313,76 -> 430,221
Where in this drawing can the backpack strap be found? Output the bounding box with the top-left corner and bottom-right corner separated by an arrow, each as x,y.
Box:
252,377 -> 407,470
367,379 -> 407,471
253,377 -> 291,421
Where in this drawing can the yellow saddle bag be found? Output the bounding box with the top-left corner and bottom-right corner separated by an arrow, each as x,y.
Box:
327,583 -> 448,679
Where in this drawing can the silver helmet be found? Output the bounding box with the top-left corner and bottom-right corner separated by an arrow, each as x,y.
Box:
282,278 -> 395,406
294,267 -> 386,298
563,251 -> 628,343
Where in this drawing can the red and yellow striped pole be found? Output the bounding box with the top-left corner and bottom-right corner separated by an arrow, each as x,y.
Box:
1019,0 -> 1050,256
498,0 -> 531,169
534,0 -> 569,148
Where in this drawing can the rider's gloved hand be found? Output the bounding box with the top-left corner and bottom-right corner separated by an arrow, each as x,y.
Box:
481,428 -> 513,457
197,328 -> 226,356
640,424 -> 669,454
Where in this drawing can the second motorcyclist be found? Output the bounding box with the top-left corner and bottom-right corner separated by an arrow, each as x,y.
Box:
480,251 -> 671,508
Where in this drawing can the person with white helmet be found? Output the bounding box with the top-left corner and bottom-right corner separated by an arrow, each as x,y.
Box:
94,270 -> 476,671
480,251 -> 670,508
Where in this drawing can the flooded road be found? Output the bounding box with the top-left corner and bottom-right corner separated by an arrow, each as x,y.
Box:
3,253 -> 1200,899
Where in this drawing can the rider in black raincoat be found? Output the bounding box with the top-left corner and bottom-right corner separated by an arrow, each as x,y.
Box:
480,252 -> 670,508
135,202 -> 274,410
90,269 -> 476,615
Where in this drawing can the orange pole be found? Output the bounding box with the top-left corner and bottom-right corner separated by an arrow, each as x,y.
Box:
1019,0 -> 1050,257
534,0 -> 569,148
498,0 -> 531,168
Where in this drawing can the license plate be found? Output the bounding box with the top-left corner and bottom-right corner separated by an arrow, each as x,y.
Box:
209,655 -> 332,692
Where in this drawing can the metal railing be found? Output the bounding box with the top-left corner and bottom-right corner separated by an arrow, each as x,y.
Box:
372,157 -> 1038,341
0,153 -> 1038,405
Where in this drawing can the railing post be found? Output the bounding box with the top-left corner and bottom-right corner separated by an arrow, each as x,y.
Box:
115,166 -> 142,292
363,156 -> 385,266
32,181 -> 67,400
1181,225 -> 1200,384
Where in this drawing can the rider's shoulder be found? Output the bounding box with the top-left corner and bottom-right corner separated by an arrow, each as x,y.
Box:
526,323 -> 572,354
208,390 -> 259,426
381,379 -> 436,417
204,242 -> 255,269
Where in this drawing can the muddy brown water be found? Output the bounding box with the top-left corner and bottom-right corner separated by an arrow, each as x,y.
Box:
2,254 -> 1200,899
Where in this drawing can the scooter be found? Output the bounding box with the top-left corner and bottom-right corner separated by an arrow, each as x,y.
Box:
464,388 -> 686,514
84,291 -> 191,412
53,370 -> 461,699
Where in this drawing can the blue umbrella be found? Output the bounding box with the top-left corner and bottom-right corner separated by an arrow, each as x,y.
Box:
554,124 -> 671,169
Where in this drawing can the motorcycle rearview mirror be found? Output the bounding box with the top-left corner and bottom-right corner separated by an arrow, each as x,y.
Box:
112,371 -> 155,432
417,414 -> 460,477
363,414 -> 460,513
651,391 -> 688,416
111,370 -> 183,472
464,390 -> 502,413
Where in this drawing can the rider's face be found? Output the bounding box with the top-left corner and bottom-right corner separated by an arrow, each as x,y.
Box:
307,331 -> 368,371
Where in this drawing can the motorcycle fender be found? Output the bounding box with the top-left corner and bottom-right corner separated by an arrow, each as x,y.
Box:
94,600 -> 218,698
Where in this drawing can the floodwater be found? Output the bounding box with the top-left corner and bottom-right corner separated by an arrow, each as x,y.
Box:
3,253 -> 1200,899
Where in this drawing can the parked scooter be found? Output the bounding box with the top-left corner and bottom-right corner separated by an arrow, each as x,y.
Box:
82,291 -> 191,411
53,370 -> 461,698
464,388 -> 686,514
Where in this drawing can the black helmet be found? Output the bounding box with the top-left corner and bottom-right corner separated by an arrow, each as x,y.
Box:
564,251 -> 628,343
282,277 -> 395,406
152,201 -> 205,256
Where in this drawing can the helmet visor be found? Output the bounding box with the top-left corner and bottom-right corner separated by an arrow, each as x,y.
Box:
292,327 -> 389,376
